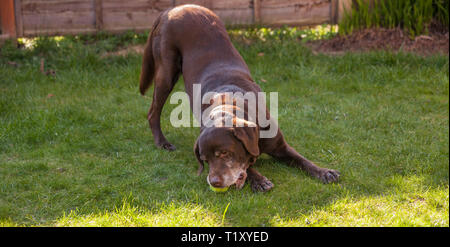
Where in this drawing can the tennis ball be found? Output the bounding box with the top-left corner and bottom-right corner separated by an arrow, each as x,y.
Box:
209,184 -> 229,193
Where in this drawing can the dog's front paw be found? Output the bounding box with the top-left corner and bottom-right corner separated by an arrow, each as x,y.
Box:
318,168 -> 340,184
250,177 -> 274,192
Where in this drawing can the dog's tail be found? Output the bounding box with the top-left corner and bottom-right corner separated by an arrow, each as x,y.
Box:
139,13 -> 163,95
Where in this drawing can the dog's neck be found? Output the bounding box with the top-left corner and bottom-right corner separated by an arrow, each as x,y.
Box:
200,91 -> 257,131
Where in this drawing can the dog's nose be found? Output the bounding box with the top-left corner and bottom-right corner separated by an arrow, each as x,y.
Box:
208,175 -> 224,188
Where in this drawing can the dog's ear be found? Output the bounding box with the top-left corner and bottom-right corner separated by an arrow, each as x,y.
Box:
232,125 -> 260,157
194,136 -> 206,176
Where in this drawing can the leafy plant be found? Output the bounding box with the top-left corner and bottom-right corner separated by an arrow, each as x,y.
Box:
339,0 -> 449,37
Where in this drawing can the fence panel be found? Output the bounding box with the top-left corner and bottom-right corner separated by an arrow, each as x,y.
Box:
21,0 -> 96,36
259,0 -> 331,26
1,0 -> 348,37
102,0 -> 172,32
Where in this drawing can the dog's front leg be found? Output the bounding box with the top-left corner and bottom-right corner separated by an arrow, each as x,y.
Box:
247,167 -> 274,192
270,143 -> 340,183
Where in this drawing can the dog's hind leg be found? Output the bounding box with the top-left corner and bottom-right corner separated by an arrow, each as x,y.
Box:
147,48 -> 181,151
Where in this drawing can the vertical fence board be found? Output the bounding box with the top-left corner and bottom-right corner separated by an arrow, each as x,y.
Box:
14,0 -> 23,36
94,0 -> 103,30
0,0 -> 17,37
254,0 -> 261,23
330,0 -> 338,24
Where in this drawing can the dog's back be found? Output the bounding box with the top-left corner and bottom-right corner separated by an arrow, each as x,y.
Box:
140,4 -> 255,98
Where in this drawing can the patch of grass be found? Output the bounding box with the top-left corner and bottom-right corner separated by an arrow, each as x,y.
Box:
271,182 -> 448,226
0,31 -> 448,226
55,199 -> 221,227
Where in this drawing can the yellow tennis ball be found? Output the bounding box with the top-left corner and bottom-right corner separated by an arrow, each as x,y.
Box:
209,184 -> 229,193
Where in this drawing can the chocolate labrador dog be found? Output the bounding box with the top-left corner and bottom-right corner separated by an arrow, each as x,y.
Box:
139,4 -> 340,192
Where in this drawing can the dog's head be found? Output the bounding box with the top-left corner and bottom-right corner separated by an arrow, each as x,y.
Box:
194,125 -> 259,189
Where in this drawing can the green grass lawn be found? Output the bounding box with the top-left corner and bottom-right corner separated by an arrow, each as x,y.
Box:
0,30 -> 448,226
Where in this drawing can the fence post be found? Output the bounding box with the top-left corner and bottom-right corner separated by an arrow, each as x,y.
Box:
14,0 -> 23,37
330,0 -> 338,24
253,0 -> 261,24
0,0 -> 17,38
94,0 -> 103,31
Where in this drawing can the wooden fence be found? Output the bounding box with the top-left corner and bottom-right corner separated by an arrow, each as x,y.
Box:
0,0 -> 352,38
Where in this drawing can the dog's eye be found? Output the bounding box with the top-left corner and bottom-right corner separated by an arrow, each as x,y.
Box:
248,157 -> 256,164
215,151 -> 229,158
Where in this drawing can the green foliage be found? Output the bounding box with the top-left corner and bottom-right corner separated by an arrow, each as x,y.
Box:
228,25 -> 338,43
339,0 -> 449,37
434,0 -> 450,27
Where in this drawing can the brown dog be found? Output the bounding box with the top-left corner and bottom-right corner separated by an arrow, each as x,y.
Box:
139,5 -> 340,192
